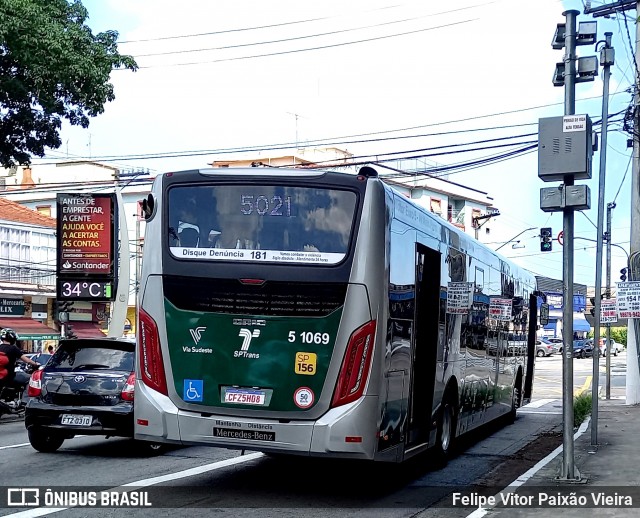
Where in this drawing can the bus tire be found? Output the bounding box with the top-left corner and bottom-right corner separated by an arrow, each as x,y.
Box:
433,393 -> 457,465
508,374 -> 523,423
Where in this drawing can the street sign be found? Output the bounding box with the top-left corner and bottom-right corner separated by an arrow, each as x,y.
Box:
616,282 -> 640,319
446,282 -> 473,314
557,230 -> 564,245
489,297 -> 513,321
600,298 -> 617,324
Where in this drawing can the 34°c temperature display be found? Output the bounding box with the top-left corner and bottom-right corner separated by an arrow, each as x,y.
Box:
57,279 -> 114,301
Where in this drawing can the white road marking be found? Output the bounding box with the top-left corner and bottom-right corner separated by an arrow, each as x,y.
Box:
464,416 -> 591,517
2,452 -> 263,517
0,443 -> 30,450
523,398 -> 556,408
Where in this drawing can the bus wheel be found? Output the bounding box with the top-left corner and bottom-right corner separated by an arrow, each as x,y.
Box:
509,376 -> 522,423
434,396 -> 457,464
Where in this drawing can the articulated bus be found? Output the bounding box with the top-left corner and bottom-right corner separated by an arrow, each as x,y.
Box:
134,165 -> 538,464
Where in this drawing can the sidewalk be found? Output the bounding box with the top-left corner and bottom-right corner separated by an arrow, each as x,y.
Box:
471,384 -> 640,517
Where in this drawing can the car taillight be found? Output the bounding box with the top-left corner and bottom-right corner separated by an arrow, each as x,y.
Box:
138,308 -> 168,396
28,369 -> 43,397
331,320 -> 376,408
121,372 -> 135,401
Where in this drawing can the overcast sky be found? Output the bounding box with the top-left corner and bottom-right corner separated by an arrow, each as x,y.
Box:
44,0 -> 635,288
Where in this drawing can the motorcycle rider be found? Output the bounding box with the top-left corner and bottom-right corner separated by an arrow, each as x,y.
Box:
0,328 -> 40,391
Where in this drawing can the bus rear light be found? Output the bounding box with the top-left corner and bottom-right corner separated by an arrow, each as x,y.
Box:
139,308 -> 168,396
345,436 -> 363,443
331,320 -> 376,408
137,419 -> 149,426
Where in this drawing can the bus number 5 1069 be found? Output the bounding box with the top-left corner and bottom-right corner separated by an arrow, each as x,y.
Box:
288,331 -> 330,345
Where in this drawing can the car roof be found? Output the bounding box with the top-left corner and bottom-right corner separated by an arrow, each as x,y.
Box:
57,337 -> 135,350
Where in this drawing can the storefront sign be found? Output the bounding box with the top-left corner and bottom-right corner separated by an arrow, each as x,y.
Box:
0,298 -> 25,316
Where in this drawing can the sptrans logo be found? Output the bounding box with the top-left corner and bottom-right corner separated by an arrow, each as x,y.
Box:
235,329 -> 261,359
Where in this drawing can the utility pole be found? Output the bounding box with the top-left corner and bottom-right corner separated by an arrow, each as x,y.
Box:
584,0 -> 640,411
591,31 -> 614,445
628,1 -> 640,405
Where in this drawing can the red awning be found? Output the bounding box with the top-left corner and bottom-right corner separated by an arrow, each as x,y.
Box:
67,321 -> 107,339
0,318 -> 61,340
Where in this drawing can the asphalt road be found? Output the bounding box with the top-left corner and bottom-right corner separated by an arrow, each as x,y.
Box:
0,352 -> 622,517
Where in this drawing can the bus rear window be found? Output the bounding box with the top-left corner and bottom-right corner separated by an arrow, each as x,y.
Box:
167,185 -> 357,265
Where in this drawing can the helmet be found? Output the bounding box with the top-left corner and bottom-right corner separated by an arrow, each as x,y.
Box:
0,328 -> 18,345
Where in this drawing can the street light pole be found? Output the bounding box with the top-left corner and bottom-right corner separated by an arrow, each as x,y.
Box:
590,31 -> 614,446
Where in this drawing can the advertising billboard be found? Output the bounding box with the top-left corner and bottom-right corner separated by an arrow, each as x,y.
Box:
56,193 -> 118,301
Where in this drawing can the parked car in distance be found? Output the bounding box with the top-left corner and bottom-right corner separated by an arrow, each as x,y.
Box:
572,339 -> 594,359
24,337 -> 162,454
536,338 -> 557,357
587,338 -> 623,357
546,337 -> 564,353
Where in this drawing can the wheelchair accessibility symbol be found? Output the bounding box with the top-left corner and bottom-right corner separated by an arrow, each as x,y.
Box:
183,379 -> 203,402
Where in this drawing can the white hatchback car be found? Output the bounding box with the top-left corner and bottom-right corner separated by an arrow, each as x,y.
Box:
599,339 -> 623,357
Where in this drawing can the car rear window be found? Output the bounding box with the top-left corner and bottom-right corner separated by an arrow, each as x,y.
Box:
47,341 -> 134,372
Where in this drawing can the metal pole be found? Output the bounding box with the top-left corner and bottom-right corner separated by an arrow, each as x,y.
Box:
590,32 -> 614,446
560,9 -> 579,481
606,202 -> 614,399
626,0 -> 640,405
107,189 -> 130,339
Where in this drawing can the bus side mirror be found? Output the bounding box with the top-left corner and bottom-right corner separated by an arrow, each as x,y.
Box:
141,193 -> 156,221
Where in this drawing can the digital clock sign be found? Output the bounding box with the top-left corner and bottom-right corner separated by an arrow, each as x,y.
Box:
57,279 -> 114,302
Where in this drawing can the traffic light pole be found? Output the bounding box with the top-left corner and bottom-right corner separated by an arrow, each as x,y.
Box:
559,9 -> 579,481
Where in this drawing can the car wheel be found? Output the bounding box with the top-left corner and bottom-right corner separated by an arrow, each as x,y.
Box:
536,349 -> 545,358
28,427 -> 64,453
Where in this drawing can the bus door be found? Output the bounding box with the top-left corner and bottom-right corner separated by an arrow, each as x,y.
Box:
406,243 -> 441,446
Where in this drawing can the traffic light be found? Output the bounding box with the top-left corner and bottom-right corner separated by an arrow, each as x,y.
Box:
66,324 -> 77,339
540,227 -> 553,252
589,293 -> 607,317
55,301 -> 74,323
620,267 -> 628,282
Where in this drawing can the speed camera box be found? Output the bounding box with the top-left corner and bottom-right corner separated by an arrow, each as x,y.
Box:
538,115 -> 593,181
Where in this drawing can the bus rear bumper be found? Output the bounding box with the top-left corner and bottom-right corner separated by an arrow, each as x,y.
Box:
135,384 -> 379,459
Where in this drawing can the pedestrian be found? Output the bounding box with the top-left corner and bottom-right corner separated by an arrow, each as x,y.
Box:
47,345 -> 54,354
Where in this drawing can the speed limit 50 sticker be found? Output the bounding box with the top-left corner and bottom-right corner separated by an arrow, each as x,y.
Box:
293,387 -> 315,408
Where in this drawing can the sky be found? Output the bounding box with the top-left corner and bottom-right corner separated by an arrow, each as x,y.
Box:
41,0 -> 637,289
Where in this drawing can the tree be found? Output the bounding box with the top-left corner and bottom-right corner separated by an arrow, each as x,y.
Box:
0,0 -> 137,168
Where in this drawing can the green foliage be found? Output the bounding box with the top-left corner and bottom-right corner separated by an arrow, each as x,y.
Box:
574,392 -> 592,427
611,327 -> 627,347
588,327 -> 627,348
0,0 -> 137,167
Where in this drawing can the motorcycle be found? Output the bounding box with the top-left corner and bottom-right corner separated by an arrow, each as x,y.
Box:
0,362 -> 37,417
